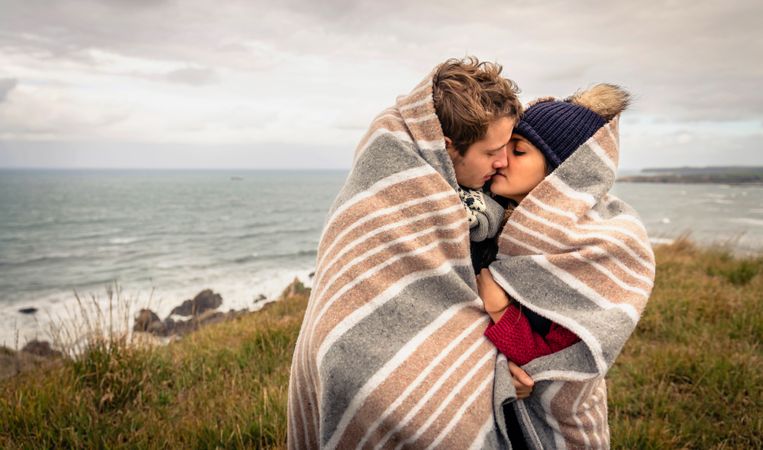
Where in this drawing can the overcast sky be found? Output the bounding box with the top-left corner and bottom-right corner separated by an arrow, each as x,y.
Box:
0,0 -> 761,170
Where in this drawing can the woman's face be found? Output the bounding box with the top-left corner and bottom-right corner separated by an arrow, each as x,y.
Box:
489,134 -> 547,203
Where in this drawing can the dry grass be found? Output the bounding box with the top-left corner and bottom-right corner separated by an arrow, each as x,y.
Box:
608,238 -> 762,449
0,246 -> 760,448
0,283 -> 307,449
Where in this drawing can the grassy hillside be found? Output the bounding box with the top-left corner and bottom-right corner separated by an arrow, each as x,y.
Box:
1,242 -> 761,449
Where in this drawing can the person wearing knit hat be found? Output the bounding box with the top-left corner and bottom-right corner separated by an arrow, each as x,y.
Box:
473,83 -> 633,366
491,84 -> 630,203
474,84 -> 653,449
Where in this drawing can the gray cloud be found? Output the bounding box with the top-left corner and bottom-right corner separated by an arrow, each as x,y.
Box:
0,139 -> 347,169
165,67 -> 219,86
0,0 -> 760,168
0,78 -> 18,102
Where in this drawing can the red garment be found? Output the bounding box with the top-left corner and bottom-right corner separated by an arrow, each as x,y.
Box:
484,304 -> 581,366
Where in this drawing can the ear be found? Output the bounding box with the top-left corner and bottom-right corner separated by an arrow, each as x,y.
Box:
444,137 -> 459,159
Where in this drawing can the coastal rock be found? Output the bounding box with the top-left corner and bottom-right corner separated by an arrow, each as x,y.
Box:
134,309 -> 164,334
162,310 -> 233,336
162,317 -> 186,336
170,289 -> 223,317
21,339 -> 61,358
18,307 -> 38,315
197,310 -> 226,328
133,306 -> 244,338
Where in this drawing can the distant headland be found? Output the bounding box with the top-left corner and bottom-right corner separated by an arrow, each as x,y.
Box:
618,166 -> 763,185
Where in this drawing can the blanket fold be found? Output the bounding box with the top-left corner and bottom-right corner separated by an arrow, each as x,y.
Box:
489,116 -> 655,449
288,73 -> 511,449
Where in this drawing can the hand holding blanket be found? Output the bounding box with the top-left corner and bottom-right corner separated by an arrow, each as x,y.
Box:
489,112 -> 656,449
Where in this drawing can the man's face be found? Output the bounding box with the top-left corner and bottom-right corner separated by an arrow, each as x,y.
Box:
447,116 -> 514,189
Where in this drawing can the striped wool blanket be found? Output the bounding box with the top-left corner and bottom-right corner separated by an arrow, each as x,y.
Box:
288,73 -> 513,449
489,116 -> 656,449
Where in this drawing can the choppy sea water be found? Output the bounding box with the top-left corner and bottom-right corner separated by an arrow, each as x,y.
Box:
1,169 -> 761,346
610,182 -> 763,252
0,170 -> 345,346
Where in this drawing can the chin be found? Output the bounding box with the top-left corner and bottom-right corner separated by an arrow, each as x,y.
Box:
489,181 -> 509,197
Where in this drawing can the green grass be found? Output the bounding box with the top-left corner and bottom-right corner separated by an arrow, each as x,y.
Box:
1,243 -> 761,448
0,290 -> 307,449
608,240 -> 762,449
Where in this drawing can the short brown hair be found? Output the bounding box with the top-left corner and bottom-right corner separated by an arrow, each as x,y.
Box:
433,56 -> 522,155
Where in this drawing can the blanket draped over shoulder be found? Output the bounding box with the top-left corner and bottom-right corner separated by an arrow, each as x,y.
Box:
288,73 -> 515,449
489,116 -> 656,449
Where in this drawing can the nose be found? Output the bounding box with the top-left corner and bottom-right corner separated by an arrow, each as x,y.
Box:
493,146 -> 508,169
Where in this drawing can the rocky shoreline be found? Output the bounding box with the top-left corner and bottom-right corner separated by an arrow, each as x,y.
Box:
617,166 -> 763,185
1,277 -> 308,380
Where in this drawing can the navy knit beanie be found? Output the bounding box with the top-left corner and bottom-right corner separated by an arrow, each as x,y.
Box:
514,100 -> 606,170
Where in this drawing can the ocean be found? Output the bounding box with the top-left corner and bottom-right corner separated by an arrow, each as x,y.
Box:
1,169 -> 762,347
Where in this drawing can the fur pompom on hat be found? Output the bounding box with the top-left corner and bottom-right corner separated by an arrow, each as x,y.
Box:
514,84 -> 630,169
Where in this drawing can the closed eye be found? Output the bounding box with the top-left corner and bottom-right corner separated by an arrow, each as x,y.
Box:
513,149 -> 526,156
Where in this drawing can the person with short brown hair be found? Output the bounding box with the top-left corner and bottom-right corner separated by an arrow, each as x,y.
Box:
434,56 -> 523,156
433,57 -> 523,190
288,57 -> 530,448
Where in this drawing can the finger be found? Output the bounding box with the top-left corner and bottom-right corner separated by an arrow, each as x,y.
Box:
512,381 -> 531,400
508,362 -> 534,387
508,361 -> 532,384
514,383 -> 530,396
516,384 -> 533,394
515,385 -> 532,397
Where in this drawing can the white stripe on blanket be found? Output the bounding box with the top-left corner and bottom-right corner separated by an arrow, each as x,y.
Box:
571,382 -> 592,449
316,250 -> 471,370
528,195 -> 650,248
588,139 -> 617,173
315,200 -> 461,289
357,306 -> 487,448
508,203 -> 653,285
513,206 -> 654,274
374,334 -> 491,449
541,382 -> 567,450
322,165 -> 434,242
547,176 -> 596,207
511,208 -> 654,281
315,218 -> 464,302
395,350 -> 495,449
469,416 -> 496,450
325,300 -> 480,450
489,266 -> 613,374
426,375 -> 495,450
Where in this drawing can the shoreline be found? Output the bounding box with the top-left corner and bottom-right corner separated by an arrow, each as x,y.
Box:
4,236 -> 763,350
618,177 -> 763,186
0,267 -> 315,349
5,235 -> 763,348
1,240 -> 760,448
